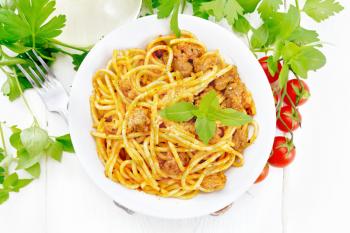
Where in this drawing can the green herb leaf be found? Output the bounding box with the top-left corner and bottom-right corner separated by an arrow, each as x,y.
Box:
0,189 -> 9,204
200,0 -> 244,25
0,148 -> 4,162
12,179 -> 32,192
289,46 -> 326,78
278,64 -> 289,88
56,134 -> 75,153
10,131 -> 23,149
198,90 -> 220,113
190,0 -> 211,19
266,5 -> 300,43
303,0 -> 344,22
46,140 -> 63,162
158,0 -> 177,18
25,163 -> 40,178
160,102 -> 196,122
3,173 -> 18,189
20,126 -> 49,156
71,51 -> 88,71
288,27 -> 320,46
237,0 -> 261,13
208,108 -> 252,126
250,24 -> 269,49
258,0 -> 282,20
0,166 -> 5,184
195,117 -> 216,145
16,148 -> 42,170
170,0 -> 181,37
266,56 -> 277,76
233,15 -> 251,34
1,76 -> 20,101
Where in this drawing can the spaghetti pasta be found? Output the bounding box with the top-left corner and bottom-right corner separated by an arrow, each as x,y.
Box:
90,31 -> 258,199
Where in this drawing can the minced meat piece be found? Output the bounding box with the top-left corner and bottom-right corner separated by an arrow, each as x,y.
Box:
127,107 -> 150,133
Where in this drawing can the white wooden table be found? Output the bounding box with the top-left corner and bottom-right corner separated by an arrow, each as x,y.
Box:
1,1 -> 350,232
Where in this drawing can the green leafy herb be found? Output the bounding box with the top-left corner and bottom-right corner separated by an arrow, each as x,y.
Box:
258,0 -> 283,20
200,0 -> 244,25
233,15 -> 251,34
303,0 -> 344,22
55,134 -> 75,153
25,163 -> 40,178
20,126 -> 49,156
251,24 -> 269,49
157,0 -> 181,36
46,140 -> 63,162
237,0 -> 261,13
160,90 -> 252,144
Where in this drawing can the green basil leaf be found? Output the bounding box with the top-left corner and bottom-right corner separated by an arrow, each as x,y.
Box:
20,126 -> 49,155
160,102 -> 196,122
56,134 -> 75,153
195,117 -> 216,145
208,108 -> 252,126
25,163 -> 40,178
198,90 -> 220,114
0,190 -> 9,204
46,141 -> 63,162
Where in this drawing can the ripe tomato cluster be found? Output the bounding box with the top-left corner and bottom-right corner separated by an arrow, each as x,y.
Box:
255,56 -> 310,183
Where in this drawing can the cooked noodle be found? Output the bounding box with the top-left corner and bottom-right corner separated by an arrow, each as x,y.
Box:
90,31 -> 258,199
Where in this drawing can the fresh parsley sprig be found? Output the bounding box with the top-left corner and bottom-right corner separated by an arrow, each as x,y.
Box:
160,90 -> 252,144
0,0 -> 91,101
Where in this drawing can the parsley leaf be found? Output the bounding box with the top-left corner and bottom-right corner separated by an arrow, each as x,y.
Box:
251,24 -> 269,49
237,0 -> 261,13
288,27 -> 320,46
157,0 -> 181,36
200,0 -> 244,25
0,166 -> 5,184
282,42 -> 326,78
233,15 -> 251,34
303,0 -> 344,22
71,51 -> 88,71
0,190 -> 9,204
258,0 -> 283,20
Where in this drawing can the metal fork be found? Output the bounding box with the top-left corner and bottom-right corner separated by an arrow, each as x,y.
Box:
17,50 -> 69,123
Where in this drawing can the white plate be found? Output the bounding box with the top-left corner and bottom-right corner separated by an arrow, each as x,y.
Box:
69,15 -> 276,219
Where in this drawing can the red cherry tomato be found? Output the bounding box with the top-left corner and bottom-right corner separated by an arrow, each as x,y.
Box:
284,79 -> 310,106
276,106 -> 302,132
268,136 -> 296,168
258,56 -> 282,83
255,164 -> 269,183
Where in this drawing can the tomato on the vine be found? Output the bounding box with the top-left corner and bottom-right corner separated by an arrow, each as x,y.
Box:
255,164 -> 269,183
268,136 -> 296,168
284,79 -> 310,106
277,106 -> 302,132
258,56 -> 282,83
